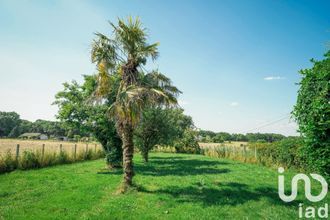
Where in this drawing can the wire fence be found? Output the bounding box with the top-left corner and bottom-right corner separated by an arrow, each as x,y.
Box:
0,139 -> 102,158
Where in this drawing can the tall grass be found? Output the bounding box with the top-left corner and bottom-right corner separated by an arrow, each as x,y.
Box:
201,144 -> 258,163
0,148 -> 105,174
201,137 -> 306,172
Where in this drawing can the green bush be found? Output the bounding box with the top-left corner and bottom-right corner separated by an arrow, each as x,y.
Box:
105,147 -> 122,168
202,137 -> 305,171
0,151 -> 17,173
293,51 -> 330,177
19,151 -> 41,170
56,150 -> 70,164
251,137 -> 304,169
174,129 -> 201,154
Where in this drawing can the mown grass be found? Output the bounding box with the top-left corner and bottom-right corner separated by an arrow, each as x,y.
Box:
0,153 -> 328,219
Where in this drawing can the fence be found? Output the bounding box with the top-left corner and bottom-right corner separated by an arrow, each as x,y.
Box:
0,140 -> 104,174
0,139 -> 102,157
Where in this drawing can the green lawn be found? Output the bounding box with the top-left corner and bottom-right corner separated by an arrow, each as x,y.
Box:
0,153 -> 328,220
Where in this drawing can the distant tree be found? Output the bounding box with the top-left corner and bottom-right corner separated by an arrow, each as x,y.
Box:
246,133 -> 285,143
0,112 -> 21,137
31,120 -> 66,137
8,120 -> 33,138
198,130 -> 216,142
174,129 -> 200,154
212,132 -> 231,143
212,134 -> 224,143
293,51 -> 330,176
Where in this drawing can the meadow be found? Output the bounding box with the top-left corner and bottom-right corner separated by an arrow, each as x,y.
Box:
0,139 -> 102,157
0,153 -> 328,220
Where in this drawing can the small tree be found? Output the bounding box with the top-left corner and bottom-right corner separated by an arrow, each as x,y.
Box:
134,107 -> 170,162
54,75 -> 122,168
174,129 -> 200,154
293,51 -> 330,176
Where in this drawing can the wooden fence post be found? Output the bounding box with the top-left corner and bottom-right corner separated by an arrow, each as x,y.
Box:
86,144 -> 88,154
60,144 -> 63,153
243,145 -> 247,162
94,144 -> 97,153
42,144 -> 45,159
16,144 -> 20,161
74,144 -> 77,159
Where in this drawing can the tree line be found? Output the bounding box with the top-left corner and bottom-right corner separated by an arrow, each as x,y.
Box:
198,130 -> 287,143
0,112 -> 66,138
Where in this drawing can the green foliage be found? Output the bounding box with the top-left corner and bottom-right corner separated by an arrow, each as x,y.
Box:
198,130 -> 285,143
252,137 -> 304,169
18,151 -> 41,170
54,75 -> 122,167
174,129 -> 201,154
0,111 -> 68,139
0,149 -> 105,174
0,151 -> 17,173
293,51 -> 330,176
202,137 -> 305,170
135,107 -> 173,161
0,112 -> 21,137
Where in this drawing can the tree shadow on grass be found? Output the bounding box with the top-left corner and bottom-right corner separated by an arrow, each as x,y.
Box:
150,156 -> 186,160
97,156 -> 230,176
97,168 -> 122,175
136,157 -> 230,176
138,182 -> 302,207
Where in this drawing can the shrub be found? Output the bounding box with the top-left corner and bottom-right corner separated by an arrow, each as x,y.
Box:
105,147 -> 122,168
250,137 -> 304,169
0,151 -> 17,173
56,150 -> 70,164
19,151 -> 41,170
174,129 -> 201,154
0,147 -> 105,174
293,51 -> 330,177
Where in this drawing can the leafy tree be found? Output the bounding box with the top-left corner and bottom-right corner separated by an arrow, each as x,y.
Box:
293,51 -> 330,176
91,17 -> 180,188
135,107 -> 197,161
54,75 -> 122,167
134,107 -> 170,162
30,120 -> 66,137
8,120 -> 33,138
174,129 -> 200,154
212,134 -> 224,143
0,112 -> 21,137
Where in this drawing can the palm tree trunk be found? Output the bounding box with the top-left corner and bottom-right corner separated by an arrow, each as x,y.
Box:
120,123 -> 134,188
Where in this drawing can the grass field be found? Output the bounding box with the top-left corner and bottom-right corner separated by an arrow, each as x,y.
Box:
199,141 -> 248,149
0,139 -> 102,156
0,152 -> 328,219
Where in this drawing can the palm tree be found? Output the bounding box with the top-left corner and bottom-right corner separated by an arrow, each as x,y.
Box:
91,17 -> 181,189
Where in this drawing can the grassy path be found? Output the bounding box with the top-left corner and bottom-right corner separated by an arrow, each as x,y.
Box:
0,153 -> 328,219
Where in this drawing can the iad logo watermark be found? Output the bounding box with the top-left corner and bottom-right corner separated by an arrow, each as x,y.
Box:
278,167 -> 328,218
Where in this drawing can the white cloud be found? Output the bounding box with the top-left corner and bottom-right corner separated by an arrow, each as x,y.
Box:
230,102 -> 239,107
264,76 -> 286,81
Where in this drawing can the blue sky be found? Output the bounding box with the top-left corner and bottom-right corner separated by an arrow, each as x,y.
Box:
0,0 -> 329,136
